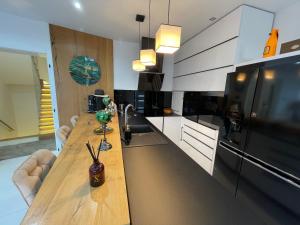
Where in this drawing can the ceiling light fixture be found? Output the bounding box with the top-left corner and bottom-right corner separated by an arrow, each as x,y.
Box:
132,15 -> 146,72
140,0 -> 156,66
74,2 -> 82,10
155,0 -> 182,54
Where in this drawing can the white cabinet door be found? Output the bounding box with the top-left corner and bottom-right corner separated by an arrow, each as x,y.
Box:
146,117 -> 163,132
236,5 -> 273,63
173,66 -> 234,92
174,7 -> 242,63
179,117 -> 219,175
163,116 -> 182,147
171,92 -> 184,115
174,38 -> 238,77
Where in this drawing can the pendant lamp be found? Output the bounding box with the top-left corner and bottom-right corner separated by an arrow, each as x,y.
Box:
140,0 -> 156,66
132,16 -> 146,72
155,0 -> 182,54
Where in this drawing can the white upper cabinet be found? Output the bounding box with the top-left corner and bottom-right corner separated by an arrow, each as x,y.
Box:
172,5 -> 274,92
174,38 -> 238,77
173,66 -> 233,92
174,8 -> 242,63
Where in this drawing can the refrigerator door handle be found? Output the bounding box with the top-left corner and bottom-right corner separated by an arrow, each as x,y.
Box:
243,157 -> 300,189
219,141 -> 244,156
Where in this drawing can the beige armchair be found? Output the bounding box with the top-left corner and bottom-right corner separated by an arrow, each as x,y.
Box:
70,115 -> 79,128
12,149 -> 56,206
56,125 -> 71,145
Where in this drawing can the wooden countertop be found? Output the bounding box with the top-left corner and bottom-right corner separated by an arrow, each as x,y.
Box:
21,113 -> 130,225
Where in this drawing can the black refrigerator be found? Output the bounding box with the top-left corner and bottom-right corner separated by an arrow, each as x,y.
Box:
213,55 -> 300,225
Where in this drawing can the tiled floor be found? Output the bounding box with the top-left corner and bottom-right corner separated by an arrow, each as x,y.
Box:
0,151 -> 59,225
0,138 -> 56,160
0,156 -> 29,225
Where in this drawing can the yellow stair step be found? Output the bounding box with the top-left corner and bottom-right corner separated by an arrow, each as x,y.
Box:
40,114 -> 53,118
39,125 -> 54,130
40,105 -> 52,110
42,89 -> 51,94
41,99 -> 52,104
39,121 -> 54,126
39,130 -> 54,135
40,117 -> 54,122
41,94 -> 51,98
40,110 -> 53,115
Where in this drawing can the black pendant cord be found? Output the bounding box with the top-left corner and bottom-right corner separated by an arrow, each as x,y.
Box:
148,0 -> 151,48
168,0 -> 171,24
139,22 -> 141,50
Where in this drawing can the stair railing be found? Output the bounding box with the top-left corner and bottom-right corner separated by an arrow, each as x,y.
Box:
0,120 -> 15,132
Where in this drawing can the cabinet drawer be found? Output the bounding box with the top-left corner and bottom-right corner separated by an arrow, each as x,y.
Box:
180,140 -> 212,174
182,118 -> 217,139
183,125 -> 216,149
182,132 -> 214,160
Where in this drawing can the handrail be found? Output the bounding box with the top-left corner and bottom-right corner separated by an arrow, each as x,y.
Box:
0,120 -> 15,131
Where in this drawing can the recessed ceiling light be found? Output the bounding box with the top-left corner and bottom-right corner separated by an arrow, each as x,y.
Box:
74,2 -> 81,10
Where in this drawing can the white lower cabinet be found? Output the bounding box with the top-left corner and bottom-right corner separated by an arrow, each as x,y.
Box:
180,117 -> 219,175
163,116 -> 182,147
146,117 -> 163,132
147,116 -> 219,175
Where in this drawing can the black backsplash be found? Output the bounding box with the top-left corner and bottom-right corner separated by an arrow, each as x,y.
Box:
183,91 -> 225,126
114,90 -> 172,116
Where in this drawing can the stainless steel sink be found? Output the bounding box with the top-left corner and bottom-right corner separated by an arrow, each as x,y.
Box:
129,124 -> 153,134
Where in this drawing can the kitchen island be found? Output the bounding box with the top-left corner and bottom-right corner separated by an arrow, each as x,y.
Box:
122,114 -> 266,225
21,113 -> 130,225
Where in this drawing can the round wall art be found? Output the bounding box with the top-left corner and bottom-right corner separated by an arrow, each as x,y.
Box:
69,56 -> 101,86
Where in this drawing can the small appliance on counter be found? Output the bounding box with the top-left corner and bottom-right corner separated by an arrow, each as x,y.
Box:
88,89 -> 109,113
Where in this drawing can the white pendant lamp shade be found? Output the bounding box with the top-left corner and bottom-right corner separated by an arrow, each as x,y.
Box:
132,59 -> 146,72
140,49 -> 156,66
140,0 -> 156,67
155,24 -> 182,54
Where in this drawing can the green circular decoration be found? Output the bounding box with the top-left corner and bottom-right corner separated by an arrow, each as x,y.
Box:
69,56 -> 101,86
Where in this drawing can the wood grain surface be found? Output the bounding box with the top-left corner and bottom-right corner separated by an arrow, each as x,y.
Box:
21,113 -> 130,225
50,25 -> 114,128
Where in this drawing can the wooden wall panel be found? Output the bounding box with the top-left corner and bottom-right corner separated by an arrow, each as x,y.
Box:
50,25 -> 114,127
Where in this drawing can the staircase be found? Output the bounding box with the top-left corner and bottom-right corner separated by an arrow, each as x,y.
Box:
39,80 -> 54,136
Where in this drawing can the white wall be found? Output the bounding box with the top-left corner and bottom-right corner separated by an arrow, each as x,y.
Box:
113,40 -> 140,90
0,12 -> 60,149
274,1 -> 300,53
9,85 -> 39,137
0,79 -> 16,139
161,55 -> 174,91
113,40 -> 175,91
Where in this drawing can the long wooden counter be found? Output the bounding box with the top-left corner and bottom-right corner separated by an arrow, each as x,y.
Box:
21,113 -> 130,225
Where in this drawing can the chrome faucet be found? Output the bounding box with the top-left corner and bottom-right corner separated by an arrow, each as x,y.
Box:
125,104 -> 135,129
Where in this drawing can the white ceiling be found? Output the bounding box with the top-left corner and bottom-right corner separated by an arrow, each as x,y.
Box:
0,0 -> 297,43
